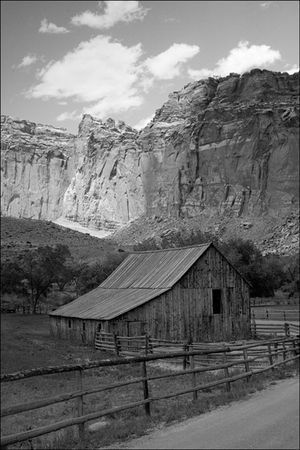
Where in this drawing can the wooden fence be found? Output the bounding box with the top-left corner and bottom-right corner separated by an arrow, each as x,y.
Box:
1,305 -> 50,315
251,321 -> 299,338
1,336 -> 299,448
251,308 -> 299,321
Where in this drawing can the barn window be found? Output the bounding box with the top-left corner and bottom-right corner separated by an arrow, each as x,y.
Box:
82,322 -> 85,331
213,289 -> 222,314
68,320 -> 71,328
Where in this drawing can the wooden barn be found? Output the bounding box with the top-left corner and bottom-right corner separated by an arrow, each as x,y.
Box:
49,243 -> 251,345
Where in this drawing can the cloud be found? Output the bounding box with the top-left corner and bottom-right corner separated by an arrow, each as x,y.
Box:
133,114 -> 155,130
27,35 -> 144,118
285,64 -> 299,74
13,54 -> 38,70
188,41 -> 281,80
39,18 -> 69,34
259,2 -> 273,10
144,44 -> 200,80
56,110 -> 80,122
71,0 -> 148,29
27,36 -> 199,122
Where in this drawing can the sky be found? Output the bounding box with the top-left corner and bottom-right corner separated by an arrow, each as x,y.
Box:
1,1 -> 299,135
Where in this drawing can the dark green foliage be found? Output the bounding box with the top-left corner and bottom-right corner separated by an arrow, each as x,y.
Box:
216,239 -> 287,297
0,260 -> 24,295
76,252 -> 129,295
19,244 -> 71,312
1,244 -> 71,312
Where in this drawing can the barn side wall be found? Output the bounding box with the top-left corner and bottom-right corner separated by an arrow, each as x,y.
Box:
108,247 -> 251,342
49,316 -> 108,345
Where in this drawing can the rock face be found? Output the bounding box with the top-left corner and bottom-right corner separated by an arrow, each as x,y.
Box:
1,116 -> 76,220
1,69 -> 299,250
62,115 -> 145,229
139,69 -> 299,219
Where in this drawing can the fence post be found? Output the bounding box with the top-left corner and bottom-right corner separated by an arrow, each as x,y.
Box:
242,341 -> 250,382
145,334 -> 148,355
266,308 -> 269,320
282,341 -> 287,363
274,342 -> 279,361
284,323 -> 290,338
252,321 -> 256,339
76,367 -> 84,442
222,345 -> 231,392
190,352 -> 198,401
283,310 -> 286,321
141,361 -> 151,416
267,343 -> 274,370
113,333 -> 119,356
182,343 -> 187,370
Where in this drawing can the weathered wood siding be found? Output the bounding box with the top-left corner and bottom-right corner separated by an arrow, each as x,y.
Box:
109,246 -> 250,342
49,316 -> 108,345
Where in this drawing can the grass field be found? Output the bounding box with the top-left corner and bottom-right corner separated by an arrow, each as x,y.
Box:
1,314 -> 299,449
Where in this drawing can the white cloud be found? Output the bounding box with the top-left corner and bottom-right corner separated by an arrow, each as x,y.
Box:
285,64 -> 299,74
259,2 -> 273,10
27,35 -> 144,118
71,1 -> 148,29
134,114 -> 155,130
188,41 -> 281,80
39,18 -> 69,34
144,44 -> 200,80
56,110 -> 80,121
26,36 -> 200,122
14,54 -> 38,69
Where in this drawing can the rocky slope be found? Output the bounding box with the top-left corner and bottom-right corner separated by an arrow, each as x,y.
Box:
1,69 -> 299,254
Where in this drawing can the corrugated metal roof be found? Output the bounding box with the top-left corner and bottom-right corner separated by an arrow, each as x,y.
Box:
50,243 -> 212,320
50,287 -> 169,320
100,243 -> 211,289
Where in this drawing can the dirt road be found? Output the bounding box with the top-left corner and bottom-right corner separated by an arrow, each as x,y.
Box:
107,377 -> 299,449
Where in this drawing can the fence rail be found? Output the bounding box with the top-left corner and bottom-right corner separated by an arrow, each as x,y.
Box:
1,336 -> 299,448
251,321 -> 299,338
251,308 -> 299,321
1,305 -> 51,315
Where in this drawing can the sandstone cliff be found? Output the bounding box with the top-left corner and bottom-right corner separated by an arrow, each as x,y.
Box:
1,69 -> 299,253
1,116 -> 76,220
139,69 -> 299,219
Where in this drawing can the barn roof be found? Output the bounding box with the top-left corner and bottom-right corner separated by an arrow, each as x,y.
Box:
49,242 -> 249,320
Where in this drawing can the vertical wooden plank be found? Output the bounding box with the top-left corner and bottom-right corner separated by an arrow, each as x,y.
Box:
222,345 -> 231,392
141,361 -> 151,416
76,368 -> 84,441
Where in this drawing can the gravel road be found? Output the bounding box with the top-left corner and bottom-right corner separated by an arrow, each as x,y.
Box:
104,377 -> 299,450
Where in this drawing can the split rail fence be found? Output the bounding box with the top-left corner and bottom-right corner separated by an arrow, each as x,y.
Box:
1,336 -> 299,449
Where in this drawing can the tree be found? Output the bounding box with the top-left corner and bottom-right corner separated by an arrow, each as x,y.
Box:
19,244 -> 71,313
0,260 -> 23,295
76,252 -> 129,296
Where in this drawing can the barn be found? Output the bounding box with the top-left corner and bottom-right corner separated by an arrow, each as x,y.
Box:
49,243 -> 251,345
